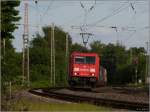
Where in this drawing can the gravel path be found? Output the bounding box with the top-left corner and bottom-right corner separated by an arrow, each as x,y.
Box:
53,87 -> 149,104
13,90 -> 73,104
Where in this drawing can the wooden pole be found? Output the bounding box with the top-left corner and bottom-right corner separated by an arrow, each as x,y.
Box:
22,37 -> 25,86
53,23 -> 56,87
146,42 -> 148,84
66,33 -> 69,85
50,25 -> 53,87
3,38 -> 5,57
9,81 -> 12,99
27,39 -> 30,87
66,33 -> 68,58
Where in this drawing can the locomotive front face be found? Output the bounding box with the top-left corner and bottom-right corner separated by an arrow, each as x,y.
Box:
70,53 -> 99,80
69,52 -> 107,87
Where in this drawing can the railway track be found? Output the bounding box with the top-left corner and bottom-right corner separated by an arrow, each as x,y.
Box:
29,87 -> 149,111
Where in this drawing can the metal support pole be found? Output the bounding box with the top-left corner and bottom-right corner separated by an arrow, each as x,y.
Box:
50,26 -> 53,86
35,0 -> 39,34
22,47 -> 25,86
22,3 -> 29,87
9,81 -> 11,100
3,38 -> 5,57
130,49 -> 132,64
135,67 -> 137,85
27,41 -> 30,87
146,42 -> 149,84
50,23 -> 55,87
148,0 -> 150,83
66,33 -> 68,58
66,33 -> 69,85
53,23 -> 55,87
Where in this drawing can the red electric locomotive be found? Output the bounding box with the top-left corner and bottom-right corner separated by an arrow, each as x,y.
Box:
68,51 -> 107,87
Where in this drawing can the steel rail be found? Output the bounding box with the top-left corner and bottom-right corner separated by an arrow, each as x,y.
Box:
29,88 -> 149,111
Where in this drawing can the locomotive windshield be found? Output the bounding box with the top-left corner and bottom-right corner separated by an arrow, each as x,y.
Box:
75,56 -> 95,64
75,57 -> 85,64
86,56 -> 95,64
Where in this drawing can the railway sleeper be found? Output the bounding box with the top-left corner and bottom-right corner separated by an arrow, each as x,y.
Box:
29,89 -> 149,111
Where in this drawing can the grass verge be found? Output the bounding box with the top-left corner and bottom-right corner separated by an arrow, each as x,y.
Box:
9,97 -> 111,111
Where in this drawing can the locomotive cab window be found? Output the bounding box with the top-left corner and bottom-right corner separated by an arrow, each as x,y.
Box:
75,56 -> 85,64
75,56 -> 95,64
85,56 -> 95,64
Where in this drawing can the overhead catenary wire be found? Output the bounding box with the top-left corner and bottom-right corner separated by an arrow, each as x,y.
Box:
72,2 -> 126,46
41,1 -> 97,29
111,0 -> 142,46
34,0 -> 55,28
29,0 -> 98,29
80,1 -> 137,46
123,1 -> 138,24
60,13 -> 83,28
73,1 -> 97,47
20,0 -> 147,52
74,2 -> 130,37
35,0 -> 39,33
121,0 -> 137,44
88,2 -> 131,27
80,0 -> 97,28
42,0 -> 54,20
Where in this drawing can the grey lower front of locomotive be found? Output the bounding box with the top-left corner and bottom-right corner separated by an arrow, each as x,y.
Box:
68,66 -> 107,87
68,75 -> 97,87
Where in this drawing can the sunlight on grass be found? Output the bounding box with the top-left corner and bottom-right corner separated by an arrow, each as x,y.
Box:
10,98 -> 111,111
126,83 -> 147,88
30,80 -> 50,88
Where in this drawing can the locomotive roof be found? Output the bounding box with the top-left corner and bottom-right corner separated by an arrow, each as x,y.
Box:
71,51 -> 99,56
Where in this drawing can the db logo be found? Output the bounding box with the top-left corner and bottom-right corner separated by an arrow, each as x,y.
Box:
83,65 -> 87,68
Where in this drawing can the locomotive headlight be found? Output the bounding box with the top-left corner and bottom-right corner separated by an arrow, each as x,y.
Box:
92,73 -> 95,76
74,67 -> 79,71
90,68 -> 95,72
74,72 -> 77,75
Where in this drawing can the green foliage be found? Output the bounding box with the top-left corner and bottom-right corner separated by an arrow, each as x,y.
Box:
90,40 -> 105,56
31,80 -> 50,88
71,43 -> 89,53
1,0 -> 21,39
1,1 -> 21,105
1,0 -> 21,86
1,39 -> 22,109
90,41 -> 146,85
29,26 -> 72,87
2,39 -> 22,82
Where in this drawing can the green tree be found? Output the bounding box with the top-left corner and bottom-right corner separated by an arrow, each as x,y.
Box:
101,44 -> 118,84
2,39 -> 22,81
90,41 -> 146,85
90,40 -> 105,57
129,47 -> 146,84
1,1 -> 21,83
30,26 -> 72,87
1,1 -> 21,39
1,2 -> 21,109
71,43 -> 88,53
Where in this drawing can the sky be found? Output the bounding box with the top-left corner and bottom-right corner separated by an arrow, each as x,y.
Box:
12,0 -> 149,52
